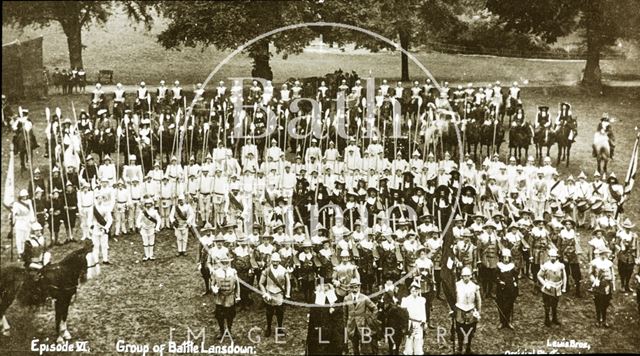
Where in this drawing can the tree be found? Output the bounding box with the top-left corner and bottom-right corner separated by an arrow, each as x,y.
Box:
3,1 -> 153,69
317,0 -> 463,81
486,0 -> 640,90
156,1 -> 319,81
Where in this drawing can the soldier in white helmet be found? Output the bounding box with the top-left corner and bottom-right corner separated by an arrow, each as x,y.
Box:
171,80 -> 183,109
113,179 -> 130,237
122,155 -> 143,184
259,252 -> 291,337
10,189 -> 35,257
170,194 -> 195,257
98,155 -> 116,187
22,222 -> 51,270
159,174 -> 173,229
156,80 -> 168,108
332,249 -> 360,302
137,198 -> 162,261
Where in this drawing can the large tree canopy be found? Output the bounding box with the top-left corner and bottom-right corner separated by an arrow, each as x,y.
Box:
3,1 -> 154,69
157,1 -> 319,81
158,0 -> 464,82
486,0 -> 640,90
317,0 -> 463,81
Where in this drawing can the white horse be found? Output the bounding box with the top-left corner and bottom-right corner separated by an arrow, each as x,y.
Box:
593,129 -> 611,174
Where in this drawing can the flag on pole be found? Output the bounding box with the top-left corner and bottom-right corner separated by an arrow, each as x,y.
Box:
264,189 -> 274,208
439,209 -> 457,311
623,128 -> 640,198
3,145 -> 16,208
228,192 -> 243,211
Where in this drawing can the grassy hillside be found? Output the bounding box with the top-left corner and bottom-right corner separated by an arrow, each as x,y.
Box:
3,9 -> 639,86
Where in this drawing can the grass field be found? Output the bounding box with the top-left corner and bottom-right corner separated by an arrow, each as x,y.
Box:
1,86 -> 640,355
3,10 -> 639,87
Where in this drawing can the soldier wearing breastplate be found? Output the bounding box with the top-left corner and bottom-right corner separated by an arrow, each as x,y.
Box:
259,253 -> 291,338
616,219 -> 637,292
530,218 -> 551,286
537,249 -> 566,327
478,223 -> 500,297
590,247 -> 615,328
211,253 -> 241,339
558,219 -> 582,296
454,229 -> 477,279
232,236 -> 254,309
455,267 -> 481,355
332,250 -> 360,302
22,223 -> 51,271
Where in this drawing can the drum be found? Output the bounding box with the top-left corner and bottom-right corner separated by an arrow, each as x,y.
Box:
576,199 -> 590,212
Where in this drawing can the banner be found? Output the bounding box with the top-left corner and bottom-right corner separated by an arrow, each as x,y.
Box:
3,145 -> 15,208
623,130 -> 639,197
439,209 -> 457,311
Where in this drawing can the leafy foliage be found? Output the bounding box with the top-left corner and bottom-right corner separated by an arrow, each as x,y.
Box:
3,1 -> 154,68
156,1 -> 320,79
486,0 -> 640,87
3,1 -> 154,33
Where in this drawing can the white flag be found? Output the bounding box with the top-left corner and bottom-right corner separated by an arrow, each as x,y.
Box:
623,130 -> 640,197
3,146 -> 15,208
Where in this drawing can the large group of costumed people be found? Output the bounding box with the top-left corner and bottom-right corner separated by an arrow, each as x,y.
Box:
3,75 -> 638,355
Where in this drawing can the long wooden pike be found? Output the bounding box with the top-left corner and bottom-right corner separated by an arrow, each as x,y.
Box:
71,101 -> 90,181
45,107 -> 56,248
159,113 -> 164,167
170,109 -> 181,162
116,116 -> 121,182
52,109 -> 74,240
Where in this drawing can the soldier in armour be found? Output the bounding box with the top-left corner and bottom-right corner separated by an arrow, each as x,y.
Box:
455,267 -> 481,355
211,253 -> 241,339
590,247 -> 615,327
259,252 -> 291,337
537,249 -> 566,327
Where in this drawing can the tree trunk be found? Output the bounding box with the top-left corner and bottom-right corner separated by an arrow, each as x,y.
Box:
62,20 -> 84,69
250,39 -> 273,81
399,30 -> 410,81
581,3 -> 603,91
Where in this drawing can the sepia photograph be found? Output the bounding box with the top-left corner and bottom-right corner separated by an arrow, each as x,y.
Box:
1,1 -> 639,354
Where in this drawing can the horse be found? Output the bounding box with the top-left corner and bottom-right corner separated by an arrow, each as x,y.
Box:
555,118 -> 577,167
479,121 -> 505,158
438,118 -> 461,159
508,122 -> 533,163
534,126 -> 555,164
593,130 -> 611,174
1,240 -> 99,342
504,96 -> 521,124
462,119 -> 482,161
